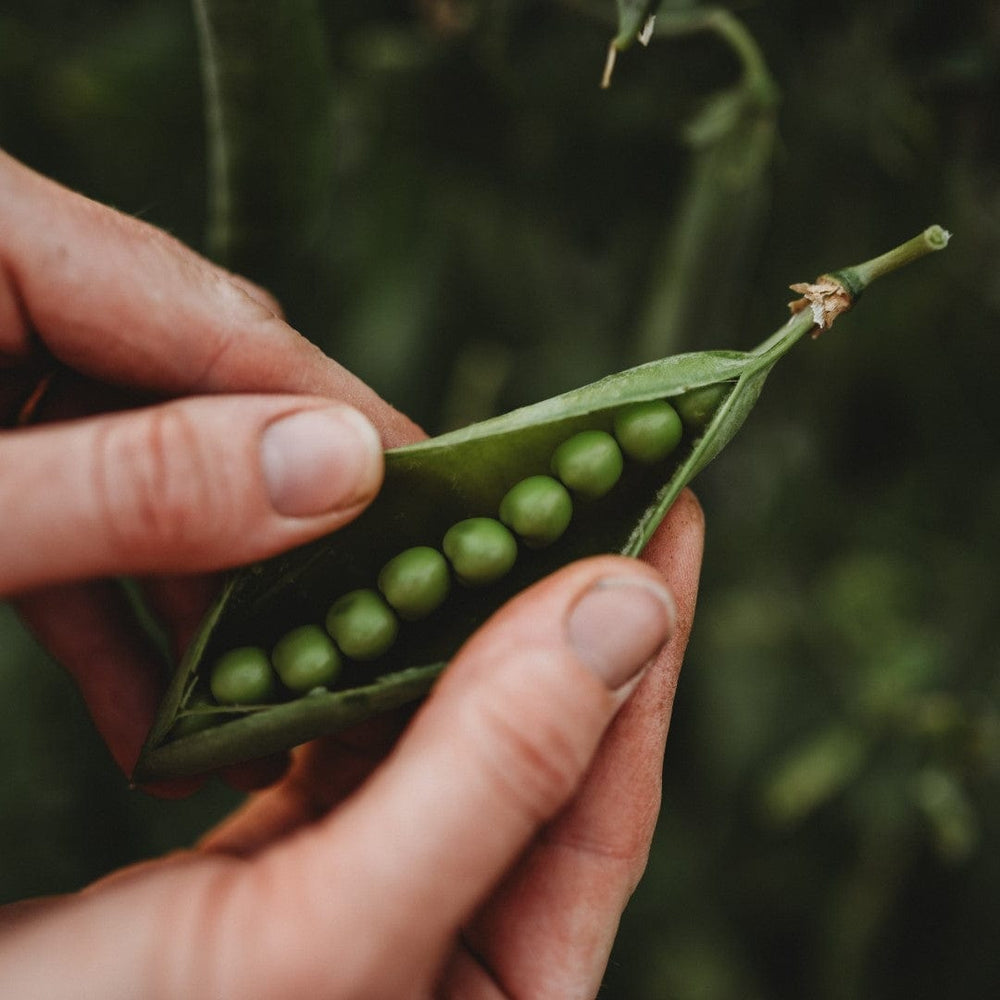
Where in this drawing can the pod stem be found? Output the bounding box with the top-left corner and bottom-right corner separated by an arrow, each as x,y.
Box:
828,225 -> 952,298
753,225 -> 951,359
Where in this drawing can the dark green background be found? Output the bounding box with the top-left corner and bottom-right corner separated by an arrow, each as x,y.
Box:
2,2 -> 998,996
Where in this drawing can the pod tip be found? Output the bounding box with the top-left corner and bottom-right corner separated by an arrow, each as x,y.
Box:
925,225 -> 951,250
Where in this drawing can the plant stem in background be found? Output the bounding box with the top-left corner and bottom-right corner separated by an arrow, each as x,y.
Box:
192,0 -> 336,313
629,7 -> 779,362
551,4 -> 780,362
830,224 -> 952,295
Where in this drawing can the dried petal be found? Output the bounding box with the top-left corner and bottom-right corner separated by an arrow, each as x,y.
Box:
788,277 -> 853,331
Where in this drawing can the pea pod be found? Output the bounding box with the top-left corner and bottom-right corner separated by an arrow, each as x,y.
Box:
133,228 -> 949,783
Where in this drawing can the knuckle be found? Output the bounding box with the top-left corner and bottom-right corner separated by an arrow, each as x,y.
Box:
547,804 -> 658,893
93,406 -> 223,563
469,660 -> 596,826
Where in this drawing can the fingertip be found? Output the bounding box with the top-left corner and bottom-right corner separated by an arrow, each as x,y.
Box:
260,405 -> 383,518
221,272 -> 285,320
259,404 -> 384,519
640,487 -> 706,581
676,486 -> 706,531
565,572 -> 677,690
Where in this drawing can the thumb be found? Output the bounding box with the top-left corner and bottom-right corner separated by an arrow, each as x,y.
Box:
256,557 -> 677,994
0,395 -> 384,595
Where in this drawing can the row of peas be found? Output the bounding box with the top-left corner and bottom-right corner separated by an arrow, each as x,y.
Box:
206,397 -> 687,708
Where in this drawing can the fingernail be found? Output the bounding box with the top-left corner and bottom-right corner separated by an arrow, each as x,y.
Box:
567,576 -> 677,689
260,407 -> 383,517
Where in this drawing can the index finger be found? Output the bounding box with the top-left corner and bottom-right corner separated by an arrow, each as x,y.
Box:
0,150 -> 421,447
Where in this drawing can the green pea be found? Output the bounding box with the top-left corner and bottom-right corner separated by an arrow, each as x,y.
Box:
325,588 -> 399,661
378,546 -> 451,620
271,625 -> 342,693
209,646 -> 277,705
613,399 -> 683,463
673,384 -> 729,429
550,430 -> 624,499
499,475 -> 573,548
442,517 -> 518,586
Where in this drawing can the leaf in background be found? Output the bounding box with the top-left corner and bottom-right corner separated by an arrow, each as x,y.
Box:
630,11 -> 780,358
913,767 -> 979,864
761,725 -> 870,828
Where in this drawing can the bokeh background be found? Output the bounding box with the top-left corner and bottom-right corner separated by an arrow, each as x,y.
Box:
2,2 -> 999,996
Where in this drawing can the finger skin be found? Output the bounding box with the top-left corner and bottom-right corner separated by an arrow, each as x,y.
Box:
0,395 -> 382,594
0,150 -> 421,447
199,711 -> 415,856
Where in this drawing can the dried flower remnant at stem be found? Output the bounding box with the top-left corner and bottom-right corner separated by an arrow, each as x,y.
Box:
788,226 -> 951,336
788,278 -> 854,333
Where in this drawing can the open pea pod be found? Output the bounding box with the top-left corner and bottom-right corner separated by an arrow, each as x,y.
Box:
133,228 -> 949,783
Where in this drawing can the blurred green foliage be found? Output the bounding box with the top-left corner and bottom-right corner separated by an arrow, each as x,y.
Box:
2,1 -> 999,996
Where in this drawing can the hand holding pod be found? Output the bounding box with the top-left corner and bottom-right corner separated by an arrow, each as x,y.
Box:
133,227 -> 950,783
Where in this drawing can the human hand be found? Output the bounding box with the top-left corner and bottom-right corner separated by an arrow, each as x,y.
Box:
0,149 -> 421,784
0,493 -> 703,999
0,150 -> 705,997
